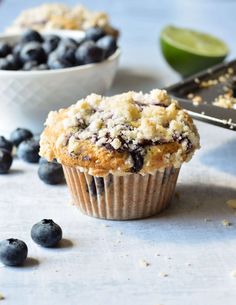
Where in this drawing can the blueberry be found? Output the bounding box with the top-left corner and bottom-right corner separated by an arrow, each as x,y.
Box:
96,35 -> 117,58
33,134 -> 40,143
23,61 -> 48,71
20,42 -> 47,64
47,58 -> 71,69
0,136 -> 13,153
42,42 -> 55,55
21,29 -> 43,43
60,38 -> 78,49
56,44 -> 76,65
47,52 -> 73,69
75,41 -> 105,64
31,219 -> 62,247
85,27 -> 105,42
130,150 -> 144,173
77,37 -> 87,47
17,138 -> 40,163
43,34 -> 60,54
39,157 -> 49,165
10,128 -> 33,146
0,238 -> 28,266
0,149 -> 13,174
39,157 -> 57,165
23,60 -> 38,70
0,42 -> 11,57
6,54 -> 22,70
38,159 -> 64,185
0,54 -> 21,70
36,63 -> 49,70
0,58 -> 14,70
13,42 -> 24,56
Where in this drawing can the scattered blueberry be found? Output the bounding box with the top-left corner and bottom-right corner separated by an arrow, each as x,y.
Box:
20,42 -> 46,64
0,136 -> 13,153
10,128 -> 33,146
38,159 -> 64,185
85,27 -> 105,42
21,29 -> 43,44
31,219 -> 62,247
39,157 -> 49,165
96,35 -> 117,58
0,238 -> 28,266
17,138 -> 40,163
0,42 -> 11,57
0,149 -> 13,174
75,41 -> 105,64
33,134 -> 41,143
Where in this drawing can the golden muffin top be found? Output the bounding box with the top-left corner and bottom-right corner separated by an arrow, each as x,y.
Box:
40,89 -> 200,176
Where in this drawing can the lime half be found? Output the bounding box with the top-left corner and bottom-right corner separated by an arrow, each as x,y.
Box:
160,25 -> 229,77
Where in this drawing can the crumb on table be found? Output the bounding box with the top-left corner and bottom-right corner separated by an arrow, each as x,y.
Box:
231,270 -> 236,278
159,272 -> 168,278
139,259 -> 150,268
222,219 -> 233,227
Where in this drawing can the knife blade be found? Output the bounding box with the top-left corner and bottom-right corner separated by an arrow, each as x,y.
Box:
175,97 -> 236,131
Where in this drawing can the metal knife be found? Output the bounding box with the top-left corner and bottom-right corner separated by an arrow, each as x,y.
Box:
175,97 -> 236,131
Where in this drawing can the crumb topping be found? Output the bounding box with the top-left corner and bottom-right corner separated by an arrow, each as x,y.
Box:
187,67 -> 236,110
6,3 -> 118,37
40,90 -> 200,176
213,93 -> 236,109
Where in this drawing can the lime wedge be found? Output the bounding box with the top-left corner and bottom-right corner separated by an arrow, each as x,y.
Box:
160,25 -> 229,77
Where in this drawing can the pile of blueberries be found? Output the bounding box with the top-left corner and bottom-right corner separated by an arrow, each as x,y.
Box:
0,219 -> 63,266
0,127 -> 64,185
0,27 -> 118,71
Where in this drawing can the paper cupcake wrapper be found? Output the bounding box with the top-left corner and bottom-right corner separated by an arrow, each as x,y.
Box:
63,166 -> 180,220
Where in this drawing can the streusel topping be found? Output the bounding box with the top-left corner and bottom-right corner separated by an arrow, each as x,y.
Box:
213,93 -> 236,109
40,90 -> 200,176
6,3 -> 118,37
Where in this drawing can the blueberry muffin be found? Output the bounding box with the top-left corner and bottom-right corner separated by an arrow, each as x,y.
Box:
40,89 -> 200,220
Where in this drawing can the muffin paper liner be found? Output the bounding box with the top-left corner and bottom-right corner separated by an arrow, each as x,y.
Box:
63,166 -> 180,220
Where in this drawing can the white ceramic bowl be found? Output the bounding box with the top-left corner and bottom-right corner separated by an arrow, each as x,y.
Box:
0,31 -> 120,134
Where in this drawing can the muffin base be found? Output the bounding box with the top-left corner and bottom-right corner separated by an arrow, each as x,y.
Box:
63,166 -> 180,220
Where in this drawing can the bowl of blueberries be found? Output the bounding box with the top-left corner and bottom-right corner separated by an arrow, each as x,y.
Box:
0,28 -> 120,134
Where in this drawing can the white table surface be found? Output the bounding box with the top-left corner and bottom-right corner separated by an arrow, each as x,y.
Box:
0,1 -> 236,305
